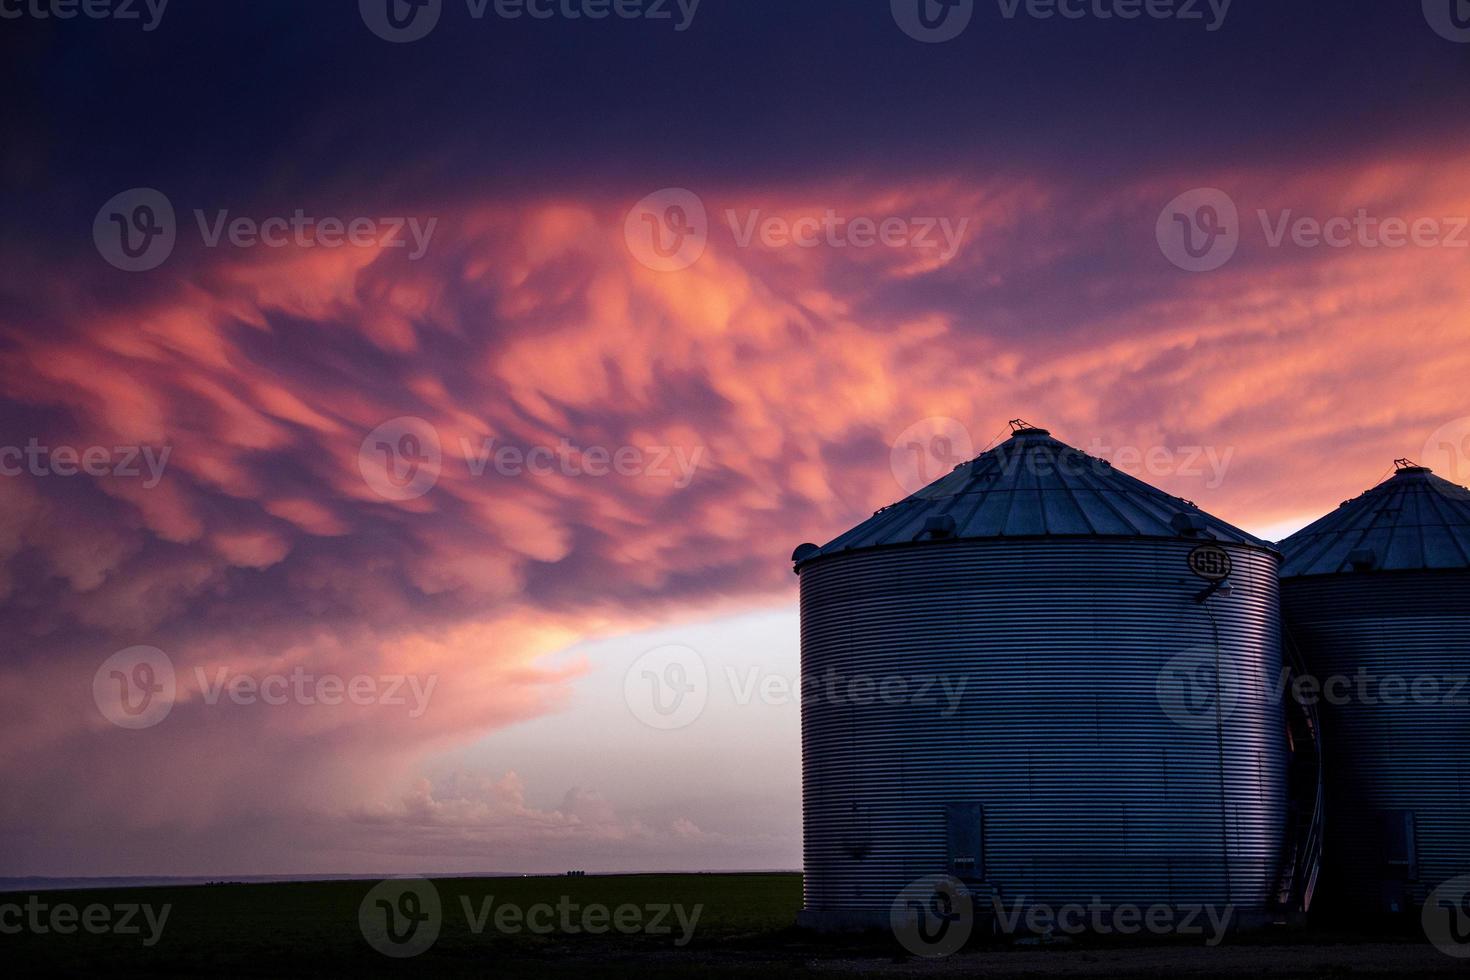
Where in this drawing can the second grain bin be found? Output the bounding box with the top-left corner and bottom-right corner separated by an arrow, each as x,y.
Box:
1278,460 -> 1470,918
794,423 -> 1293,930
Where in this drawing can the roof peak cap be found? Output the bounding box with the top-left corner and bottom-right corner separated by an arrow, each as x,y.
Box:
1006,418 -> 1051,439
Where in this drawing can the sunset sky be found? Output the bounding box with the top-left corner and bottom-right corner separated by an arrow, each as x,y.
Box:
2,2 -> 1469,877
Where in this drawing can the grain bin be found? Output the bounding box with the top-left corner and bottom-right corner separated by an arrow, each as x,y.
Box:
1278,460 -> 1470,918
793,424 -> 1296,932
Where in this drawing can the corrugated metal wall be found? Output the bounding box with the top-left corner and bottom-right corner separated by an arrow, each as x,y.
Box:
1282,571 -> 1470,915
800,537 -> 1287,915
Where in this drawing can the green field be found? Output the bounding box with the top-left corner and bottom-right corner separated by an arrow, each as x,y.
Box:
2,873 -> 1461,978
3,873 -> 803,977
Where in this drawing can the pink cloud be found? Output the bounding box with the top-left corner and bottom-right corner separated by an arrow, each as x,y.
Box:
2,148 -> 1469,874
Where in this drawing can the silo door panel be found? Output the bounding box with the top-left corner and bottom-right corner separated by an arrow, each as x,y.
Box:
1379,810 -> 1418,880
946,803 -> 984,881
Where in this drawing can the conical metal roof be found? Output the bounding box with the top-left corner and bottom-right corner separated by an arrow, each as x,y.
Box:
1278,460 -> 1470,578
795,423 -> 1270,567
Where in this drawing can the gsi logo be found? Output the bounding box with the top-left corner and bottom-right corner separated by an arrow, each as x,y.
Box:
359,878 -> 442,958
1187,544 -> 1233,582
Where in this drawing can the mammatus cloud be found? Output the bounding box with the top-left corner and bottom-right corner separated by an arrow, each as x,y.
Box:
1,149 -> 1468,873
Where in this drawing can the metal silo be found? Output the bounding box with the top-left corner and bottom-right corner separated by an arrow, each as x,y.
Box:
1278,460 -> 1470,918
794,423 -> 1299,933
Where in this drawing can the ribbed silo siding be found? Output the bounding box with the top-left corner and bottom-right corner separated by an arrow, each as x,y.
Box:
800,538 -> 1288,916
1281,572 -> 1470,911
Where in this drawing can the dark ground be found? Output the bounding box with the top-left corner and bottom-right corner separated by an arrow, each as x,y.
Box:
1,873 -> 1461,977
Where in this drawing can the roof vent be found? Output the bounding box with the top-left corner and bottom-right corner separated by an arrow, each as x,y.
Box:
1347,548 -> 1378,572
792,543 -> 820,570
915,515 -> 957,541
1171,512 -> 1209,537
1394,458 -> 1431,475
